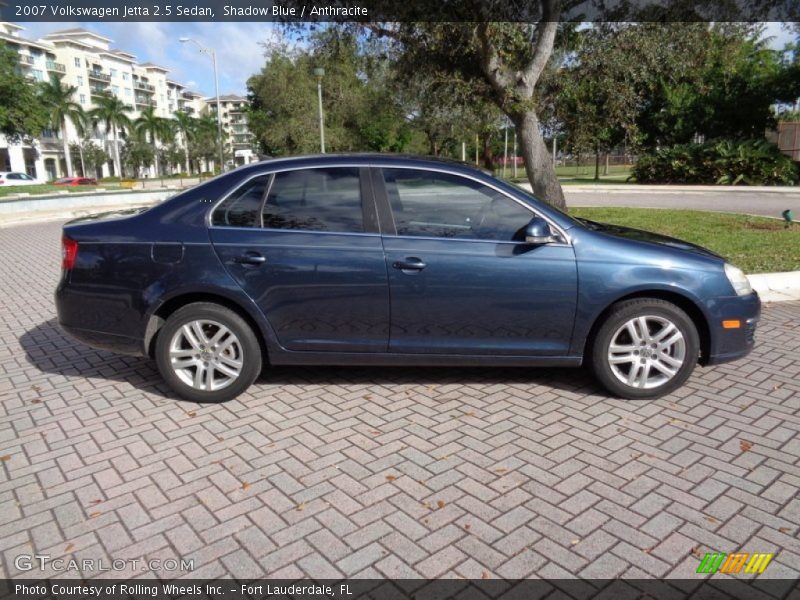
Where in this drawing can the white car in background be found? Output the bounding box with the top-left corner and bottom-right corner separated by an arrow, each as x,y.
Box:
0,171 -> 45,186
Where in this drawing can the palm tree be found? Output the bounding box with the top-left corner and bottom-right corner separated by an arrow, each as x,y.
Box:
134,105 -> 170,177
173,111 -> 196,174
39,78 -> 85,178
194,113 -> 226,172
90,93 -> 132,177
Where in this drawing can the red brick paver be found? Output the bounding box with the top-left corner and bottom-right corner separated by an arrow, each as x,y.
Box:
1,220 -> 798,579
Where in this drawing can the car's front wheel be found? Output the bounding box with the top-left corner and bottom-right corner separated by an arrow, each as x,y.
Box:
590,299 -> 699,399
155,302 -> 262,402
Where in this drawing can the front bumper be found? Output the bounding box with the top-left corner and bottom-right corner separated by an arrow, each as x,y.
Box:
704,292 -> 760,366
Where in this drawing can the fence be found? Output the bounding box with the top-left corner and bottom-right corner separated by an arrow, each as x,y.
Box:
770,122 -> 800,161
560,154 -> 637,168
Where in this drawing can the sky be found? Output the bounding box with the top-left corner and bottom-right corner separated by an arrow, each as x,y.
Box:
14,21 -> 797,99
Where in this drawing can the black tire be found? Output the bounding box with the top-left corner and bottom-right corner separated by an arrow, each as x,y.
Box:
589,298 -> 699,400
155,302 -> 262,403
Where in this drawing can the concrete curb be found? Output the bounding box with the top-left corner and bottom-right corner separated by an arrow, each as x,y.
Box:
0,190 -> 173,229
0,201 -> 162,229
747,272 -> 800,303
515,181 -> 800,194
563,184 -> 800,194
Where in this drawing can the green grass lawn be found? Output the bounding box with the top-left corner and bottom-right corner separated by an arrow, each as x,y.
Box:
0,183 -> 122,198
571,207 -> 800,273
502,164 -> 634,185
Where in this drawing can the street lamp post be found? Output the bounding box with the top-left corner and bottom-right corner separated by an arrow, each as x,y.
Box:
313,67 -> 326,153
503,124 -> 508,179
179,37 -> 225,173
513,129 -> 517,179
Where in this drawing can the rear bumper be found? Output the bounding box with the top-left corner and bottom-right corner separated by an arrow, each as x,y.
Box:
55,281 -> 147,357
58,324 -> 146,357
704,292 -> 760,366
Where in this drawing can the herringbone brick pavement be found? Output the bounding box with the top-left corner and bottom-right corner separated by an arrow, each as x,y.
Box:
0,220 -> 798,579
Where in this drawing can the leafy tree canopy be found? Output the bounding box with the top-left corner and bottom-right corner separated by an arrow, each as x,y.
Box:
247,29 -> 410,156
0,43 -> 50,142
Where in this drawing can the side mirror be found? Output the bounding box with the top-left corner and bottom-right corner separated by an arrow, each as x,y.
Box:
524,217 -> 556,244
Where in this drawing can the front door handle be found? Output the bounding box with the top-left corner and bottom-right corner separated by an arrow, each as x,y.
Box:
234,252 -> 266,266
392,257 -> 427,272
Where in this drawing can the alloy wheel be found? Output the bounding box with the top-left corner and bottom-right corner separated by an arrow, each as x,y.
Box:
168,319 -> 244,391
607,315 -> 686,390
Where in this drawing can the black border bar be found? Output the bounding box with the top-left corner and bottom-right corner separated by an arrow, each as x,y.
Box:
2,579 -> 800,600
2,0 -> 800,22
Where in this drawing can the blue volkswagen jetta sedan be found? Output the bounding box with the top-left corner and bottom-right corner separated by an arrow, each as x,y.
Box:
55,154 -> 760,402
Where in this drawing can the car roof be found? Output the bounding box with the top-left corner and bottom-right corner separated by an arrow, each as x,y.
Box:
232,153 -> 492,177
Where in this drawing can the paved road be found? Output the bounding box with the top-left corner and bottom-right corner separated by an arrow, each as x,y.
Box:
1,220 -> 799,581
140,178 -> 800,220
564,188 -> 800,220
141,178 -> 800,221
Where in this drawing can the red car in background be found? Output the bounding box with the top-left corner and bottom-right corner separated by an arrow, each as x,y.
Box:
54,177 -> 97,186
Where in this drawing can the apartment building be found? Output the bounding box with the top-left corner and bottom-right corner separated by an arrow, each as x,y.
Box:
207,94 -> 256,168
0,22 -> 255,179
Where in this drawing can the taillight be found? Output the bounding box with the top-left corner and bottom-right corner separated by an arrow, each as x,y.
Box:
62,236 -> 79,270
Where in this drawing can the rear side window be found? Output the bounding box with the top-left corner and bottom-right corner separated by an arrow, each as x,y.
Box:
212,175 -> 270,227
263,167 -> 363,233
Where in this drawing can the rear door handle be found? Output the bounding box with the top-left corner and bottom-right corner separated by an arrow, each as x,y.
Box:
234,252 -> 266,266
392,257 -> 427,271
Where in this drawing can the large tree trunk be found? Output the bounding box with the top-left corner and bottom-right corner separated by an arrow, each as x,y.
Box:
512,110 -> 565,210
61,119 -> 73,177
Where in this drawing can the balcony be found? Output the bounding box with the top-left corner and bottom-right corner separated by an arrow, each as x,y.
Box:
46,60 -> 66,73
88,69 -> 111,82
18,55 -> 35,66
90,86 -> 109,98
135,97 -> 155,108
134,81 -> 155,93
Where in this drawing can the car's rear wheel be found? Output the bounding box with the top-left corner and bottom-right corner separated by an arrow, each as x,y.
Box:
155,302 -> 261,402
590,299 -> 699,399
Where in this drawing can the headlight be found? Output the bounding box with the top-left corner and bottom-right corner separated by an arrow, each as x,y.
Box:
724,263 -> 753,296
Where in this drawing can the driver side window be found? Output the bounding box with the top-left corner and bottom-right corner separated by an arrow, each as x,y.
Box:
382,168 -> 533,242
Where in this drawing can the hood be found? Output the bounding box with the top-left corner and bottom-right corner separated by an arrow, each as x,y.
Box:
578,218 -> 723,260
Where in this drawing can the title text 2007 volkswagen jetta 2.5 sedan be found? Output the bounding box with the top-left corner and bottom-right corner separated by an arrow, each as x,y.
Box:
55,154 -> 760,402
